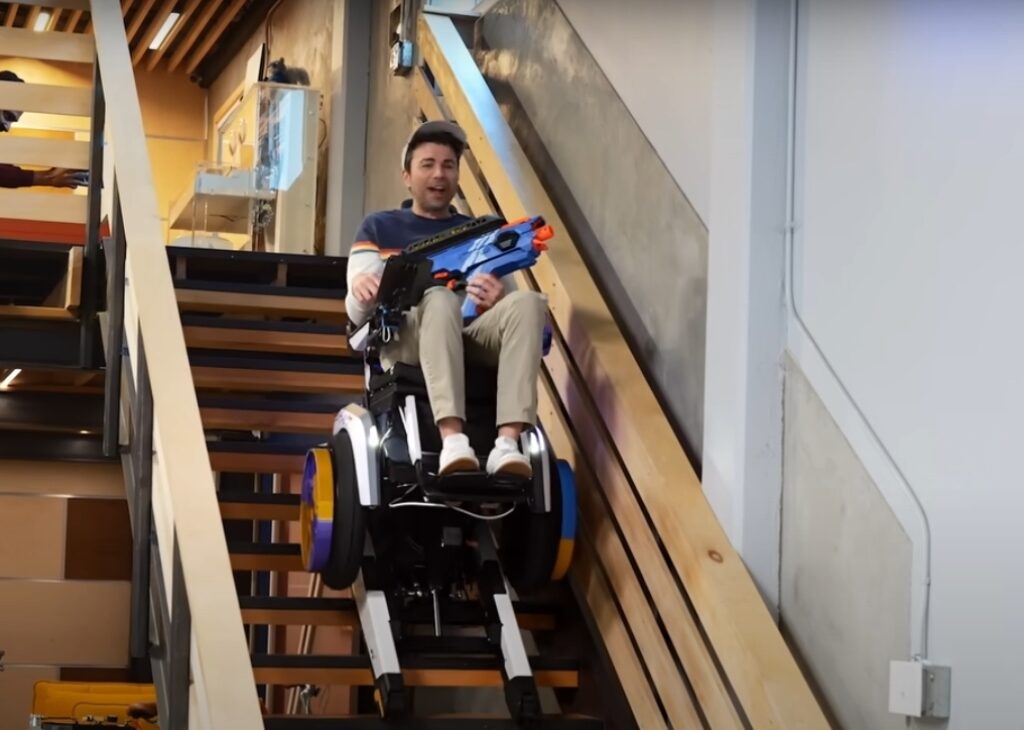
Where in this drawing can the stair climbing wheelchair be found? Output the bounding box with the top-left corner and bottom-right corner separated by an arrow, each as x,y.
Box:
298,214 -> 578,721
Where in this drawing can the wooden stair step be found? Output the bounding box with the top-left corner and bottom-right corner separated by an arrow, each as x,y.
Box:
238,596 -> 557,632
175,285 -> 347,322
202,406 -> 335,434
250,653 -> 580,689
228,541 -> 304,572
207,441 -> 308,474
192,366 -> 362,395
262,715 -> 603,729
0,189 -> 87,225
183,319 -> 349,357
219,492 -> 301,522
0,79 -> 93,116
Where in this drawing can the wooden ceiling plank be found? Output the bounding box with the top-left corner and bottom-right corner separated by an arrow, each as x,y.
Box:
125,0 -> 158,45
145,0 -> 202,71
166,0 -> 222,73
65,8 -> 83,32
47,8 -> 62,32
25,5 -> 40,30
131,0 -> 178,65
183,0 -> 249,76
4,4 -> 20,28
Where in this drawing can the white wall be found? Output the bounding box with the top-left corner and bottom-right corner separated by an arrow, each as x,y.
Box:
556,0 -> 713,225
790,1 -> 1024,726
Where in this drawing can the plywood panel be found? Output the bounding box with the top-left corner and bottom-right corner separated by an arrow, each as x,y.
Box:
0,666 -> 59,728
0,461 -> 123,498
0,580 -> 130,665
0,496 -> 66,579
0,79 -> 92,115
0,189 -> 87,224
0,26 -> 94,63
64,498 -> 132,581
0,135 -> 90,168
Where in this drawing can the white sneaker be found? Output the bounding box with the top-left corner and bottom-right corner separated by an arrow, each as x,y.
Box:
486,436 -> 533,478
438,433 -> 479,475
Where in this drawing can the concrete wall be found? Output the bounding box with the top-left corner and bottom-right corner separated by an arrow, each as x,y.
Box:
556,0 -> 713,225
477,0 -> 708,459
782,1 -> 1024,726
782,358 -> 912,730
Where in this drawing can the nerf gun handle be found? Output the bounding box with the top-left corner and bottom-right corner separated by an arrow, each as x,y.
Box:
459,252 -> 532,320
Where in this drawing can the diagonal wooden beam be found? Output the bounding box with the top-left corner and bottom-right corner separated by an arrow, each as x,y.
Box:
65,9 -> 83,32
25,4 -> 40,30
166,0 -> 221,73
183,0 -> 247,76
125,0 -> 158,46
47,8 -> 62,31
4,4 -> 19,28
146,0 -> 201,71
131,0 -> 177,65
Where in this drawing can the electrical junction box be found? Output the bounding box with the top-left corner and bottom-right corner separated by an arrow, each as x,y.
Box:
889,660 -> 951,719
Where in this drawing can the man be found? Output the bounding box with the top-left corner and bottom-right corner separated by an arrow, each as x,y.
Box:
346,121 -> 547,478
0,70 -> 83,189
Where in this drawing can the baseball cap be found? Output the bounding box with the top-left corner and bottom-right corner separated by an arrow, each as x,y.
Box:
401,120 -> 467,170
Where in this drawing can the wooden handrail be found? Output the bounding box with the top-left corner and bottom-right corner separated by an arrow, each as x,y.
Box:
418,11 -> 830,730
88,2 -> 263,728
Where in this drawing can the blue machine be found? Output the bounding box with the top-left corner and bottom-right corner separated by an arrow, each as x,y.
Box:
408,214 -> 555,319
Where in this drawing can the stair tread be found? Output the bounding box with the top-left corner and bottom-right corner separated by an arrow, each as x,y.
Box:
167,245 -> 345,267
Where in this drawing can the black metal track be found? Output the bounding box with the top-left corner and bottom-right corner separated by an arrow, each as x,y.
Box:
228,541 -> 301,557
218,492 -> 302,507
252,653 -> 578,673
206,440 -> 313,456
188,350 -> 363,374
198,395 -> 347,413
174,278 -> 345,299
180,314 -> 347,335
262,716 -> 603,730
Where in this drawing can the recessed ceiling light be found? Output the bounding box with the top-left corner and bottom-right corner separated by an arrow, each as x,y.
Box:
0,368 -> 22,389
34,11 -> 51,32
149,12 -> 181,50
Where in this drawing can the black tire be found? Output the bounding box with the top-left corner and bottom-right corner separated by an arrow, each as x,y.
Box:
500,458 -> 563,592
322,430 -> 367,590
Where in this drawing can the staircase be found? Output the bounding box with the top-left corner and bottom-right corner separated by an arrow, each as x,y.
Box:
163,244 -> 603,726
0,2 -> 104,370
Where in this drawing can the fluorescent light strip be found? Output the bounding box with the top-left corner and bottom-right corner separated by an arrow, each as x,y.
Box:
149,12 -> 181,50
0,368 -> 22,389
33,11 -> 51,32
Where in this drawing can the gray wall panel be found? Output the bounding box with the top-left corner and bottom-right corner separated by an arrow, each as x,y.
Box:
782,356 -> 912,730
476,0 -> 707,459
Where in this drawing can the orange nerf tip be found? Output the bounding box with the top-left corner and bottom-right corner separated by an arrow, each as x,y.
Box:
534,225 -> 554,242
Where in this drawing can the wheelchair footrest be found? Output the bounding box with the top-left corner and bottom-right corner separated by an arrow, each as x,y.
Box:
423,471 -> 531,503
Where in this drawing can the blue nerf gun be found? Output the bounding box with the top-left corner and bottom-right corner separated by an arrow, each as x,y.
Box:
403,214 -> 554,319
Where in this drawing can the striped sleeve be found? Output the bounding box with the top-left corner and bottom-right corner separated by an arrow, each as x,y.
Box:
346,216 -> 386,327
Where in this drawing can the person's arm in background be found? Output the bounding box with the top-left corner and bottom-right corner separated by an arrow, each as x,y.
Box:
0,163 -> 33,188
0,164 -> 83,189
345,215 -> 387,327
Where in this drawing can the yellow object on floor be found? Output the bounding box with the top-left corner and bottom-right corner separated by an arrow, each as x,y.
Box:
31,681 -> 158,728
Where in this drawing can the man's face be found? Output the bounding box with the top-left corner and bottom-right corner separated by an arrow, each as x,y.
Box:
402,142 -> 459,215
0,109 -> 21,133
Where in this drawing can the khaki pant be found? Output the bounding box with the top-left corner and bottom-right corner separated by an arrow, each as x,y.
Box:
382,286 -> 547,426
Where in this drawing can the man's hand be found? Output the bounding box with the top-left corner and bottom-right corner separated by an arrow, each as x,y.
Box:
352,273 -> 381,305
33,168 -> 83,189
466,273 -> 504,312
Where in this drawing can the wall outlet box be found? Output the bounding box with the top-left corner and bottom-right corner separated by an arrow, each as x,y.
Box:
889,660 -> 951,718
